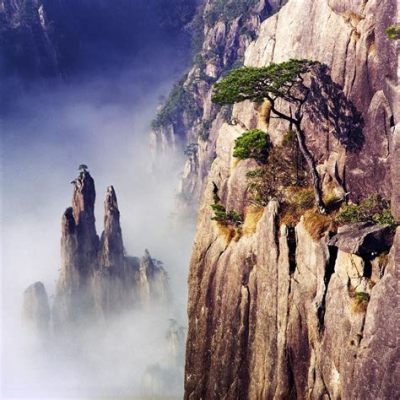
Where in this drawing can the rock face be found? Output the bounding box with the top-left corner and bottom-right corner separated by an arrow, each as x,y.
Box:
47,169 -> 170,329
184,121 -> 400,398
328,222 -> 394,257
22,281 -> 50,334
154,0 -> 399,224
150,0 -> 286,214
182,2 -> 399,397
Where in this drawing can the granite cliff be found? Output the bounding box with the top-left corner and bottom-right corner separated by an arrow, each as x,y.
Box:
170,0 -> 400,398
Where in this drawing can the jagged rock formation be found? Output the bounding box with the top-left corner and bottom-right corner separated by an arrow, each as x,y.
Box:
185,124 -> 400,398
153,0 -> 399,219
22,281 -> 50,334
151,0 -> 286,213
25,169 -> 171,330
328,222 -> 394,257
183,1 -> 399,394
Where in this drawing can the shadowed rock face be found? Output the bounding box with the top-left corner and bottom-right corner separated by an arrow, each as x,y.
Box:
184,103 -> 399,398
328,222 -> 395,257
158,0 -> 399,226
182,1 -> 399,397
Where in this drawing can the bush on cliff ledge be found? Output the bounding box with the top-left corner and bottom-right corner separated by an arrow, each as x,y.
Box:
233,129 -> 270,163
336,195 -> 396,229
211,203 -> 242,227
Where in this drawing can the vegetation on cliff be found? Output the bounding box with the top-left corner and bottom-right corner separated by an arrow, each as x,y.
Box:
233,129 -> 270,163
385,24 -> 400,40
152,77 -> 200,129
213,59 -> 364,214
204,0 -> 259,26
336,195 -> 397,229
212,59 -> 328,212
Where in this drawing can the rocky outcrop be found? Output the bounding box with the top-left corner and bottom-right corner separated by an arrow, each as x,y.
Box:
184,75 -> 399,397
151,0 -> 286,214
22,281 -> 50,334
153,0 -> 399,225
328,222 -> 395,257
137,249 -> 170,307
53,170 -> 99,327
46,169 -> 170,329
243,0 -> 399,208
100,186 -> 124,272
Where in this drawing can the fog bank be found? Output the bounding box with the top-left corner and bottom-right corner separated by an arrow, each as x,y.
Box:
1,43 -> 194,399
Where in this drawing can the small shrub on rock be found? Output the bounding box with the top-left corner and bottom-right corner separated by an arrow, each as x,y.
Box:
211,204 -> 242,227
336,195 -> 396,229
233,129 -> 270,163
351,292 -> 370,313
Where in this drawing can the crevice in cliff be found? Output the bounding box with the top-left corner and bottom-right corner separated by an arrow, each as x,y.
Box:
285,348 -> 298,400
287,226 -> 297,275
317,244 -> 338,332
237,284 -> 251,399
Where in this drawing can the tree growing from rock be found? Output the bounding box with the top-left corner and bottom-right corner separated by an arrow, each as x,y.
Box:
212,59 -> 363,213
78,164 -> 88,172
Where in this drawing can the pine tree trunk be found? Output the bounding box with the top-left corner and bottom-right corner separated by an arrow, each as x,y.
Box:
294,123 -> 326,214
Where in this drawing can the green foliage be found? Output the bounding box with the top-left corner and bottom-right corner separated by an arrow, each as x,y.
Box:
233,129 -> 270,163
336,204 -> 360,223
212,59 -> 318,105
352,292 -> 370,313
211,203 -> 242,226
204,0 -> 258,26
373,208 -> 396,226
246,142 -> 308,207
336,195 -> 397,228
385,24 -> 400,40
152,78 -> 199,129
292,188 -> 315,210
282,129 -> 296,147
78,164 -> 88,171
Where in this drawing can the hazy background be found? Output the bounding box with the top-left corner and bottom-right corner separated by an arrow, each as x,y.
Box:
1,1 -> 197,398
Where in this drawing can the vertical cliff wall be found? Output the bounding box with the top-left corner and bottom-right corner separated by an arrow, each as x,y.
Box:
151,0 -> 286,214
185,123 -> 399,400
153,0 -> 399,220
184,0 -> 400,398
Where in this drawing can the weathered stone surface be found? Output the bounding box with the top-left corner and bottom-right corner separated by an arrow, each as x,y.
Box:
185,46 -> 399,396
137,249 -> 170,307
151,0 -> 286,215
100,185 -> 124,272
166,0 -> 399,223
328,222 -> 394,257
244,0 -> 399,202
350,228 -> 400,399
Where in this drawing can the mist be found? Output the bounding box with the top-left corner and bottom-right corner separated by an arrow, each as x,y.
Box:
1,33 -> 195,399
